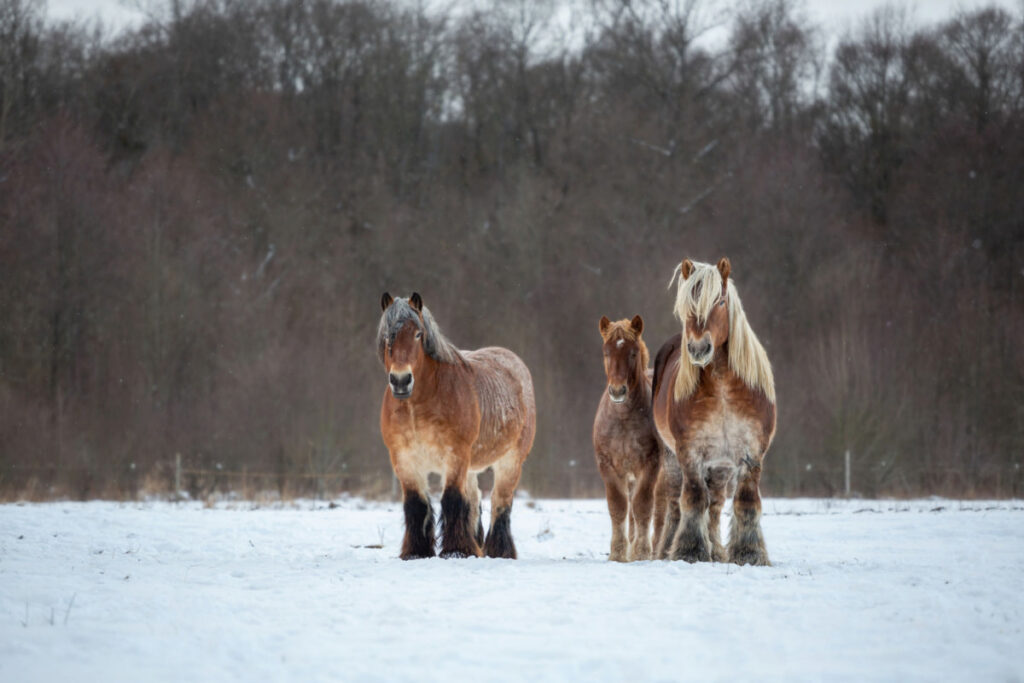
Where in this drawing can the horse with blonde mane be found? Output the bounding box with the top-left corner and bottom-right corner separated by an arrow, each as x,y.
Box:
652,258 -> 776,565
377,293 -> 535,560
592,315 -> 682,561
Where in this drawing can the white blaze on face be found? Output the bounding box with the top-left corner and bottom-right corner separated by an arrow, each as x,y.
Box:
616,339 -> 625,348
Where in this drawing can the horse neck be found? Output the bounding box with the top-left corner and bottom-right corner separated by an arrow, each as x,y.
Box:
407,354 -> 450,404
698,343 -> 731,383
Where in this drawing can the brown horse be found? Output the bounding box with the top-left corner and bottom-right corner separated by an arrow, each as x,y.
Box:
652,258 -> 776,566
377,293 -> 535,560
593,316 -> 682,562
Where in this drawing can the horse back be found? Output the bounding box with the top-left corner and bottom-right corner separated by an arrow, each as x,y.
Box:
463,347 -> 536,462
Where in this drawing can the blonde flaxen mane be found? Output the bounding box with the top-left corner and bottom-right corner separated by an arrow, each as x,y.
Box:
668,261 -> 775,404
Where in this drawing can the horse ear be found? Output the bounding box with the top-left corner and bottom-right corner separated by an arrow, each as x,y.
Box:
599,316 -> 611,336
681,259 -> 695,280
409,292 -> 423,312
630,315 -> 643,335
381,292 -> 393,311
717,257 -> 731,282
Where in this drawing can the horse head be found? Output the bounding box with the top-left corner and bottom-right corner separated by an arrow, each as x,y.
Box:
598,315 -> 647,404
379,291 -> 427,399
678,257 -> 731,368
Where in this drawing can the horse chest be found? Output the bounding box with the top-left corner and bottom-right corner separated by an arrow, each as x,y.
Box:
595,409 -> 657,472
684,397 -> 761,462
385,403 -> 460,468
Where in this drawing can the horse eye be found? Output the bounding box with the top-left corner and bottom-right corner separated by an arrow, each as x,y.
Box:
415,331 -> 422,340
718,300 -> 725,307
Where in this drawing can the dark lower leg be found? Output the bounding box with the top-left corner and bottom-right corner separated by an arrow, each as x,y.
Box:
439,485 -> 481,558
484,503 -> 516,559
485,462 -> 522,559
401,489 -> 435,560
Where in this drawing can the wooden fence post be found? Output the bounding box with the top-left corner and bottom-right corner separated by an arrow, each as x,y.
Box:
174,453 -> 182,498
844,450 -> 851,498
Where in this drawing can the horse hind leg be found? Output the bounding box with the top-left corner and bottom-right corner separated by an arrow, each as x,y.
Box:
467,472 -> 484,547
671,455 -> 712,563
626,477 -> 639,557
655,451 -> 682,560
728,454 -> 770,566
705,460 -> 733,562
439,459 -> 483,559
484,455 -> 522,559
652,475 -> 667,558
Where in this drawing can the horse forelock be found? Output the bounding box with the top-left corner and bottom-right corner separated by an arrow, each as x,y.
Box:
376,297 -> 465,366
670,261 -> 776,404
672,261 -> 724,325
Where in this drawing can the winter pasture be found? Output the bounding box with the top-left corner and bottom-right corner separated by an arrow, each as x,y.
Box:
1,496 -> 1022,682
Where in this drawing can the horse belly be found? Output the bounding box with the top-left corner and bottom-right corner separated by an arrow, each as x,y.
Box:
466,348 -> 534,470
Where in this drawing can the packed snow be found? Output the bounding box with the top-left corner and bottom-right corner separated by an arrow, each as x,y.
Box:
2,496 -> 1022,682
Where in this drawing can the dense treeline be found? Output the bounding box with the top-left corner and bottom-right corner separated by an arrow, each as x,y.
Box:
1,0 -> 1021,500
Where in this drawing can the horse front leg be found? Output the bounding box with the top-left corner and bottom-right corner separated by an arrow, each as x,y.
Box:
728,454 -> 770,566
629,459 -> 659,561
393,460 -> 434,560
671,454 -> 712,563
602,473 -> 630,562
439,454 -> 482,559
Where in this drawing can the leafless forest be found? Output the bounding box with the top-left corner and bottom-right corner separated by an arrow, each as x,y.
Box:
1,0 -> 1022,500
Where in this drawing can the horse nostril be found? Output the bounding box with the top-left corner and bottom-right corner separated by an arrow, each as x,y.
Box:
389,373 -> 412,390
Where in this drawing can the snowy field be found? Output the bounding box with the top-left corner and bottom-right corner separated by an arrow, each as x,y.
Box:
2,497 -> 1022,682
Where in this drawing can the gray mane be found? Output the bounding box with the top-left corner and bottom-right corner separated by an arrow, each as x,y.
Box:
376,297 -> 465,366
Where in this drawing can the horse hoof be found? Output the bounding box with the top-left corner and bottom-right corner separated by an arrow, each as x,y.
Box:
400,552 -> 435,561
673,544 -> 712,563
729,548 -> 771,566
439,548 -> 479,559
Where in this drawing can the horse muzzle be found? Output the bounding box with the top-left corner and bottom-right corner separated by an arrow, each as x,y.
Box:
608,385 -> 628,404
686,338 -> 713,367
389,371 -> 414,399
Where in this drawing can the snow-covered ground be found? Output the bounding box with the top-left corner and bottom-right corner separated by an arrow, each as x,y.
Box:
2,496 -> 1022,682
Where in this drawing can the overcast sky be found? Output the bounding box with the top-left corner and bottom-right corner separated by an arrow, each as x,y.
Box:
46,0 -> 1022,40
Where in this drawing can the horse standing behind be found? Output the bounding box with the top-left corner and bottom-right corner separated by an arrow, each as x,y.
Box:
652,259 -> 776,565
593,315 -> 682,562
377,293 -> 535,560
